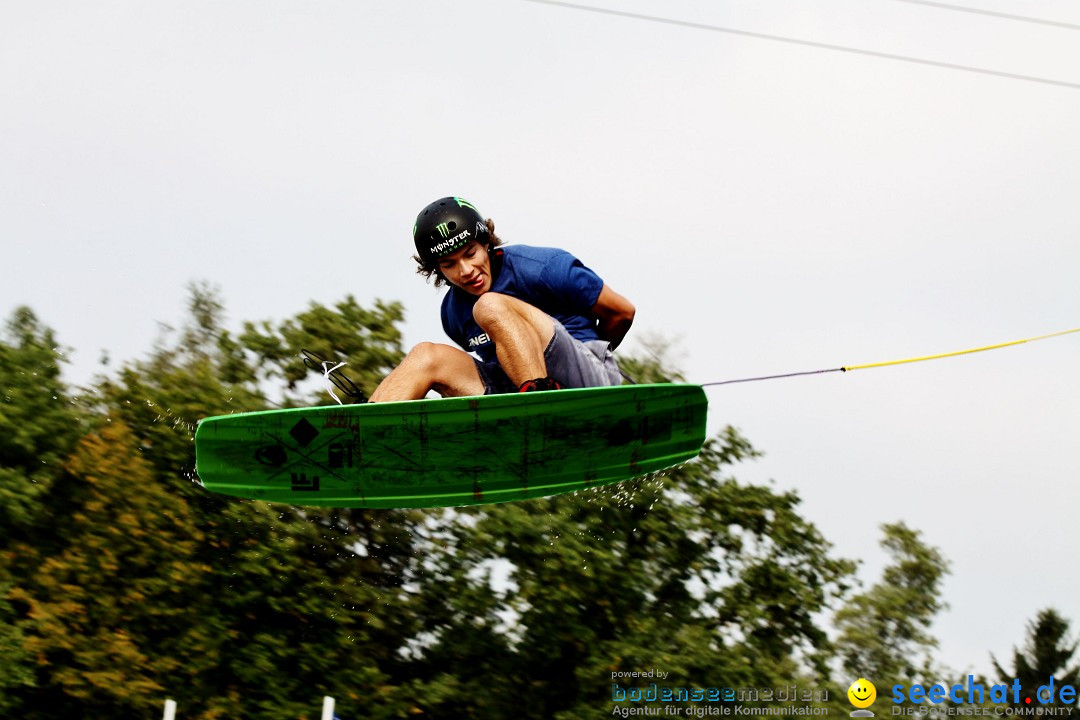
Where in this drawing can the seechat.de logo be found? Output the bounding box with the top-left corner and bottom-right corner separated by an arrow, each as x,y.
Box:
891,676 -> 1078,716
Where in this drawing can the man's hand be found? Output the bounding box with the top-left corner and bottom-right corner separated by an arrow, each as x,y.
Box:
591,284 -> 635,350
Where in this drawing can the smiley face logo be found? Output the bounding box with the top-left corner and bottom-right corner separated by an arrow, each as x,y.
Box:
848,678 -> 877,709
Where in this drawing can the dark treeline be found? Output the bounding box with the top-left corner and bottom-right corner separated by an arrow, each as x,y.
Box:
0,286 -> 1074,719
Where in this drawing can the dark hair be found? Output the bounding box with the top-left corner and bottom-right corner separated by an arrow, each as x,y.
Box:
413,217 -> 502,288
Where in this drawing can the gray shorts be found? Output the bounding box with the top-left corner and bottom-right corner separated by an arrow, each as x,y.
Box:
473,321 -> 623,395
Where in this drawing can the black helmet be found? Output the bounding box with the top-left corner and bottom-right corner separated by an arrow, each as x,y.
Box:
413,196 -> 489,266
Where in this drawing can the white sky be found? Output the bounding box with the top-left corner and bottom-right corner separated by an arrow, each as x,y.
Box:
3,0 -> 1079,680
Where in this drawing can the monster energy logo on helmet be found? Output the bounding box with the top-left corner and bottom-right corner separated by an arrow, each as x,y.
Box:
413,196 -> 488,265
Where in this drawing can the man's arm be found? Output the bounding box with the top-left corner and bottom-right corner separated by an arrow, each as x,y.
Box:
591,284 -> 635,350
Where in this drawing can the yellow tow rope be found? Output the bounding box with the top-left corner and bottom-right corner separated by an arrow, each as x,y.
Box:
701,327 -> 1080,387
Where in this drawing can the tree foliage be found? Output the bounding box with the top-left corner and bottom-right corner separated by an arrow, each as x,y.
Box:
0,291 -> 969,718
993,608 -> 1080,710
9,419 -> 206,715
0,580 -> 34,713
834,522 -> 949,688
240,294 -> 405,406
0,307 -> 86,547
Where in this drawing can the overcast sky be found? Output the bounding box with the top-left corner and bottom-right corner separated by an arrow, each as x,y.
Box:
3,0 -> 1079,679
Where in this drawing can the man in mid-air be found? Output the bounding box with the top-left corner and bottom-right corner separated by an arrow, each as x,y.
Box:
369,196 -> 635,401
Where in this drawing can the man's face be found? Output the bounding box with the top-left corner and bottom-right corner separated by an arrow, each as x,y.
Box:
437,240 -> 492,295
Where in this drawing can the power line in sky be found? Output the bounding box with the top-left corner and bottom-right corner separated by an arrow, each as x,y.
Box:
888,0 -> 1080,32
523,0 -> 1080,90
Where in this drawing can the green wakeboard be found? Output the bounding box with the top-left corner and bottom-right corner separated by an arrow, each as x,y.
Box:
195,383 -> 707,509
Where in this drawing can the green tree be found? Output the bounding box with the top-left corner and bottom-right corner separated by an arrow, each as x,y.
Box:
240,294 -> 405,406
99,282 -> 267,488
833,522 -> 949,691
3,288 -> 426,718
91,286 -> 423,718
7,415 -> 412,718
0,582 -> 34,713
992,608 -> 1080,710
8,419 -> 208,716
0,306 -> 86,548
0,307 -> 87,712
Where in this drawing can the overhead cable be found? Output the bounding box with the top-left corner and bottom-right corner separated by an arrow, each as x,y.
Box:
523,0 -> 1080,90
889,0 -> 1080,32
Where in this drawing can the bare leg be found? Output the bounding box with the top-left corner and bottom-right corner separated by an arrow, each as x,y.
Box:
472,293 -> 555,386
369,342 -> 485,402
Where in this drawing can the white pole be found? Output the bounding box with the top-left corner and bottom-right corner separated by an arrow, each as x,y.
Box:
321,695 -> 335,720
163,699 -> 177,720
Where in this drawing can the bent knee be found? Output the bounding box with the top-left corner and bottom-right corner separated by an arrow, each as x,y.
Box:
406,340 -> 477,371
474,292 -> 546,327
472,292 -> 512,324
404,342 -> 454,370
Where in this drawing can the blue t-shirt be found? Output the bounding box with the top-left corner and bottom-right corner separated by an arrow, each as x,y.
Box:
441,245 -> 605,363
